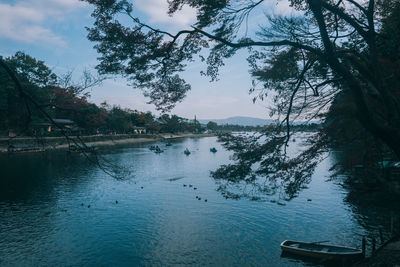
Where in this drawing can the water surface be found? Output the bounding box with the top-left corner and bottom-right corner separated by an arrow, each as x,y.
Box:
0,136 -> 397,266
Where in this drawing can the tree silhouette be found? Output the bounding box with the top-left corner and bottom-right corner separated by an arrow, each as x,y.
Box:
84,0 -> 400,199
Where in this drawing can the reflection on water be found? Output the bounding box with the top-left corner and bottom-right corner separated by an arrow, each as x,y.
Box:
0,136 -> 397,266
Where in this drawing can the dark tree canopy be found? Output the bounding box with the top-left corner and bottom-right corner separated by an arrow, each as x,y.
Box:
0,52 -> 58,130
84,0 -> 400,200
0,52 -> 106,133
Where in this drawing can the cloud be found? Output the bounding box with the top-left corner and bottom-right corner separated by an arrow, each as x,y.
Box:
0,0 -> 86,46
134,0 -> 196,28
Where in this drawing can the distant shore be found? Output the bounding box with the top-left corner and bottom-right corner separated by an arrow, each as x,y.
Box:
0,133 -> 215,153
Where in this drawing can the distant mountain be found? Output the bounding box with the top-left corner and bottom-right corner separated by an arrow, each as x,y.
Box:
198,116 -> 275,127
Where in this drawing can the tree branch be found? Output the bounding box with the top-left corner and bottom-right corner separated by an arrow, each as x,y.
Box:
284,60 -> 315,149
321,0 -> 369,39
192,27 -> 324,57
345,0 -> 368,15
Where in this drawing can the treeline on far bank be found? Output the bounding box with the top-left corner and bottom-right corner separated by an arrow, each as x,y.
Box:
0,52 -> 320,137
0,52 -> 208,136
206,121 -> 320,132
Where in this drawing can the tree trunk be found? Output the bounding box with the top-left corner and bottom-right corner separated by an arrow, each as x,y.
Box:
360,120 -> 400,160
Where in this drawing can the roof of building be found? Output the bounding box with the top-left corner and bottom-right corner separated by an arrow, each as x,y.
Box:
31,119 -> 75,126
53,119 -> 75,124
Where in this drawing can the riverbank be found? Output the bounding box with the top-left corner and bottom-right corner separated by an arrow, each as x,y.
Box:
0,133 -> 215,153
353,235 -> 400,266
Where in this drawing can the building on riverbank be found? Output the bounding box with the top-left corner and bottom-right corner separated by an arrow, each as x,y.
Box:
29,118 -> 82,136
132,126 -> 146,134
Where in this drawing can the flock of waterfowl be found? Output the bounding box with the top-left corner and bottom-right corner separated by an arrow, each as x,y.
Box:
148,140 -> 216,202
183,183 -> 208,202
149,140 -> 217,156
77,142 -> 212,211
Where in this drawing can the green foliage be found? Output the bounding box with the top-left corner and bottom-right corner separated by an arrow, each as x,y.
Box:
252,48 -> 300,83
206,121 -> 218,130
0,52 -> 204,135
158,114 -> 185,133
0,52 -> 58,130
82,0 -> 400,200
6,51 -> 57,87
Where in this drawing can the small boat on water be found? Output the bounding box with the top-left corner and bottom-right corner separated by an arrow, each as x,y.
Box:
184,148 -> 191,155
154,146 -> 164,153
8,144 -> 44,153
166,142 -> 172,146
280,240 -> 363,261
150,145 -> 163,153
210,147 -> 217,153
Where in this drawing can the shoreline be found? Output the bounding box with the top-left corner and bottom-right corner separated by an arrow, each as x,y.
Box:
0,133 -> 215,153
352,234 -> 400,266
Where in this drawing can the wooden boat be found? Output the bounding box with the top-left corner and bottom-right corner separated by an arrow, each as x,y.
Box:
8,144 -> 44,153
153,145 -> 164,153
280,240 -> 363,261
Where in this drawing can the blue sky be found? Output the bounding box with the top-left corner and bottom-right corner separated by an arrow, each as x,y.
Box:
0,0 -> 294,119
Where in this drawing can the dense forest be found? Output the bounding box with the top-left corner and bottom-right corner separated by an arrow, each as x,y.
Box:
0,52 -> 208,136
1,52 -> 284,137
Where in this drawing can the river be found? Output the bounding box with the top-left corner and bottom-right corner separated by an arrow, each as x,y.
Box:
0,136 -> 398,266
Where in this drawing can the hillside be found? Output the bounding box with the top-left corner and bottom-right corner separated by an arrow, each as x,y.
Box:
199,116 -> 275,126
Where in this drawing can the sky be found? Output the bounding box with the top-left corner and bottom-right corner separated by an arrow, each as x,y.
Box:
0,0 -> 295,120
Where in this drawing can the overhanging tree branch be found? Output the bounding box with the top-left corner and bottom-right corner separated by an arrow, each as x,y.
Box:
321,0 -> 370,39
192,27 -> 325,57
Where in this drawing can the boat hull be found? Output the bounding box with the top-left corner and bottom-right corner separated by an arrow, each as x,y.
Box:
8,145 -> 44,153
280,240 -> 363,261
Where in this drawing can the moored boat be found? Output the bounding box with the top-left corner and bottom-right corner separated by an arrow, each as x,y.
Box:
154,145 -> 164,153
280,240 -> 363,261
8,144 -> 44,153
184,148 -> 191,155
